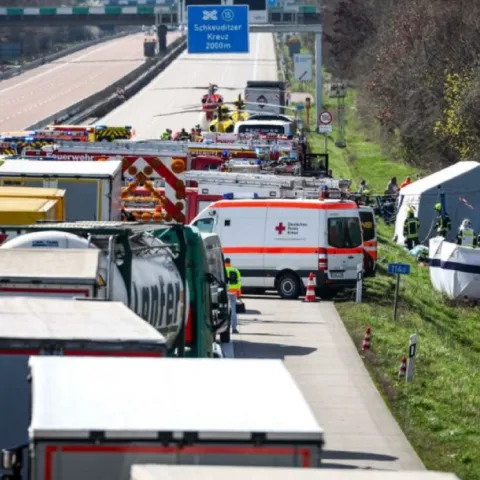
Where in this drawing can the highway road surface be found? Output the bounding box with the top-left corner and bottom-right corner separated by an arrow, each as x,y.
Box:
233,296 -> 426,471
96,33 -> 278,138
0,31 -> 180,132
98,31 -> 424,470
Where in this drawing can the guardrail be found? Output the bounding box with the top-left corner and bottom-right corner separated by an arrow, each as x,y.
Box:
0,28 -> 138,81
27,35 -> 186,129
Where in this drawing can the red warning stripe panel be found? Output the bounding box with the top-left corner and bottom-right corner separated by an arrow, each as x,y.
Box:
0,349 -> 164,357
151,158 -> 184,193
162,198 -> 181,219
44,444 -> 313,480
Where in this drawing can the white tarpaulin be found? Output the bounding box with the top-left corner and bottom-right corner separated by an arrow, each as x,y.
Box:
429,237 -> 480,299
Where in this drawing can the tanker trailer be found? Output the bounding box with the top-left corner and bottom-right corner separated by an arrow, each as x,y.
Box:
0,221 -> 214,357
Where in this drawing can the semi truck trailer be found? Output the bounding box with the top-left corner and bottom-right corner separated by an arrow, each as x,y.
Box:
130,466 -> 459,480
1,356 -> 324,480
0,221 -> 228,356
0,297 -> 167,479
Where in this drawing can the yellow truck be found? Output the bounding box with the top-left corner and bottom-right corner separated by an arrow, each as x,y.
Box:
0,186 -> 65,221
0,197 -> 60,226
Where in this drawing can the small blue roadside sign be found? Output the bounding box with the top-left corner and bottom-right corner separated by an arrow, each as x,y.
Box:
187,5 -> 249,54
388,263 -> 411,275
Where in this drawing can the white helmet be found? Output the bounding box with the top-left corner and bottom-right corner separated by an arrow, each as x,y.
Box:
462,218 -> 471,228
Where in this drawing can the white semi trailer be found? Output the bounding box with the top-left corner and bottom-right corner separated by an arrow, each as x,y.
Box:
130,466 -> 459,480
1,356 -> 324,480
0,297 -> 167,479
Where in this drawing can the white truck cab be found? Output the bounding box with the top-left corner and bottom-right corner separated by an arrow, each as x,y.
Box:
191,197 -> 364,299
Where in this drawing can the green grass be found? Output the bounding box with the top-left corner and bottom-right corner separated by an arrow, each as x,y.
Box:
337,225 -> 480,479
278,42 -> 480,479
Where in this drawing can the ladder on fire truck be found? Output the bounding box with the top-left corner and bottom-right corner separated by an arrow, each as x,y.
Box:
202,133 -> 297,151
185,171 -> 350,191
188,141 -> 256,153
50,140 -> 189,155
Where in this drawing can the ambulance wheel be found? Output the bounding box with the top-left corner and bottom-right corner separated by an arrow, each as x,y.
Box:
276,272 -> 301,300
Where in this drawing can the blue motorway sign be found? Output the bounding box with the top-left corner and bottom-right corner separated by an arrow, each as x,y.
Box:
187,5 -> 249,54
388,263 -> 411,275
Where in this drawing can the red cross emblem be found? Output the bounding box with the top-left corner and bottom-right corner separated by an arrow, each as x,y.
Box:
275,222 -> 286,234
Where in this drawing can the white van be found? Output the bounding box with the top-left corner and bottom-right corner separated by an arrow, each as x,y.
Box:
192,198 -> 364,299
201,232 -> 231,342
234,120 -> 293,137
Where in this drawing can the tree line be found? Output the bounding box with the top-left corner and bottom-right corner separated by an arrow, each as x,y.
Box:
321,0 -> 480,170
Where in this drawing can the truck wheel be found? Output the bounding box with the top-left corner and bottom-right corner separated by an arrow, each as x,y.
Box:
277,272 -> 301,299
236,302 -> 246,314
220,327 -> 231,343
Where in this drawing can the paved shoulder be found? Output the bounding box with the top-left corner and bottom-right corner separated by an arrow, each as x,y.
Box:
234,296 -> 425,471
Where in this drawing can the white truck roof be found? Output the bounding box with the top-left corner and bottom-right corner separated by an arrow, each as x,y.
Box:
0,160 -> 122,177
0,297 -> 166,344
0,248 -> 100,284
237,119 -> 290,126
28,357 -> 323,441
130,466 -> 459,480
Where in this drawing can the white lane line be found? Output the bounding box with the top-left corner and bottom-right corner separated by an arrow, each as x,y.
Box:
0,35 -> 138,96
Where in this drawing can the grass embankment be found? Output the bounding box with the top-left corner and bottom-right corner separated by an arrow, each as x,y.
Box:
278,41 -> 480,479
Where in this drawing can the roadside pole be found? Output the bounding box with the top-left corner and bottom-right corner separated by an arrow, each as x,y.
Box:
315,28 -> 323,132
355,263 -> 363,303
388,263 -> 410,321
318,110 -> 332,154
406,333 -> 417,383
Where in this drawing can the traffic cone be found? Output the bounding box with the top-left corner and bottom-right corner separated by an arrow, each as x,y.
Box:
398,356 -> 407,377
303,272 -> 318,302
361,327 -> 371,350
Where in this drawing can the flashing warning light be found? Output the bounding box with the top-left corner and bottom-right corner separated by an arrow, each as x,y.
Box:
223,192 -> 259,200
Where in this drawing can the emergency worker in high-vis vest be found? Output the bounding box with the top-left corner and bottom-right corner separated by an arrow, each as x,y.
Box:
434,203 -> 451,238
225,257 -> 241,334
403,208 -> 420,250
456,219 -> 477,247
161,129 -> 172,140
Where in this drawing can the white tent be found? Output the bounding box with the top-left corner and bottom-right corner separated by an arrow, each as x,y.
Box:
429,237 -> 480,299
394,161 -> 480,246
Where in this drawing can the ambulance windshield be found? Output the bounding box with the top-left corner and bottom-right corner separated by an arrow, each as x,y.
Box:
193,217 -> 214,233
328,217 -> 363,249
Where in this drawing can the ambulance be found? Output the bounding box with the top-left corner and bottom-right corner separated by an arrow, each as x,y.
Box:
191,197 -> 365,299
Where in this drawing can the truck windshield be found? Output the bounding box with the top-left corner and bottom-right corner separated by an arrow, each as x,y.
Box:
359,211 -> 375,241
193,217 -> 214,233
238,124 -> 285,134
328,217 -> 363,248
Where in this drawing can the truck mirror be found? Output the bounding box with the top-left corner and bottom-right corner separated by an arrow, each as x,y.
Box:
205,272 -> 215,284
